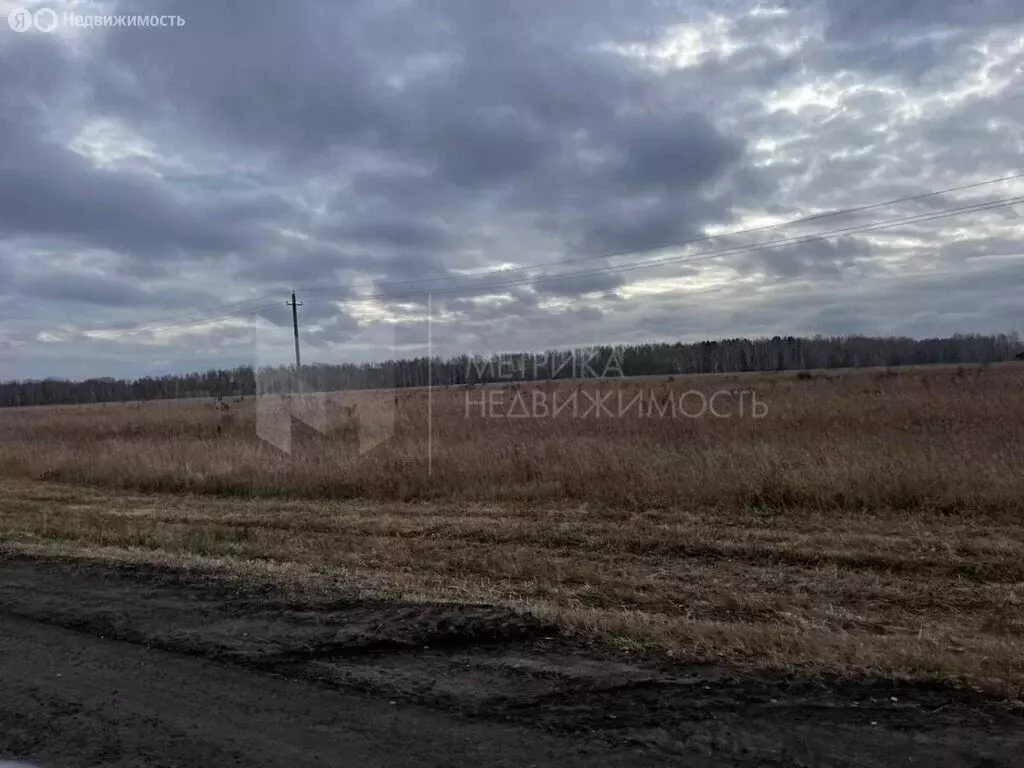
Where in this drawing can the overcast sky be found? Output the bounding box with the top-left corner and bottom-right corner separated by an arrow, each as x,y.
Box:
1,0 -> 1023,380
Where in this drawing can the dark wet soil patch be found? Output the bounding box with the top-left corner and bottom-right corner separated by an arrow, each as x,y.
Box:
1,555 -> 1021,767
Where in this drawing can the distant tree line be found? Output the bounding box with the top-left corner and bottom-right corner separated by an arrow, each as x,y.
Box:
1,333 -> 1020,407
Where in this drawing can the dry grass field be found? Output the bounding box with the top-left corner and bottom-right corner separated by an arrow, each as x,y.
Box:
2,363 -> 1024,697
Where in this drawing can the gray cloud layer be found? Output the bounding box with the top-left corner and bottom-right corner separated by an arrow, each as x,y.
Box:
0,0 -> 1022,379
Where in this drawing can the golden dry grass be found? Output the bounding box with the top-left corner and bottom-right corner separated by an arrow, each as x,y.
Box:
2,364 -> 1023,512
2,363 -> 1023,696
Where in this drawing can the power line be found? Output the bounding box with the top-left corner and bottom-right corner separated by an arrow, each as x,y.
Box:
81,175 -> 1024,338
300,193 -> 1024,306
91,302 -> 281,339
111,296 -> 279,332
93,192 -> 1024,337
293,171 -> 1024,295
84,296 -> 281,339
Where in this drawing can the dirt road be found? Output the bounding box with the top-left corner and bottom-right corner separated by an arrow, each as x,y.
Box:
1,614 -> 658,768
1,557 -> 1021,767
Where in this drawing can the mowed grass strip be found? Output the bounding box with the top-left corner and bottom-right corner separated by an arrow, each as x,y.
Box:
2,478 -> 1023,698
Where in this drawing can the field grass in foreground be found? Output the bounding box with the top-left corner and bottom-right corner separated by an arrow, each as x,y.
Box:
1,364 -> 1023,697
2,476 -> 1023,698
2,363 -> 1024,512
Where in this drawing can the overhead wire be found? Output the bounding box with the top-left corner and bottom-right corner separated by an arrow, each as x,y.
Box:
298,193 -> 1024,305
292,172 -> 1024,295
81,175 -> 1024,337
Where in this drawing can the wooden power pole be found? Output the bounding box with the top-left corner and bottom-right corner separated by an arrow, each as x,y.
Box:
287,291 -> 303,392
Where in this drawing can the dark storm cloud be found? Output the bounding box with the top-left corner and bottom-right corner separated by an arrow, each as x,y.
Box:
533,270 -> 626,298
389,322 -> 428,348
90,0 -> 747,251
0,32 -> 76,113
371,251 -> 453,287
0,113 -> 289,261
89,0 -> 384,164
254,304 -> 293,329
738,236 -> 873,280
2,0 -> 1023,378
809,305 -> 873,336
39,0 -> 748,325
16,271 -> 215,308
302,300 -> 360,327
0,32 -> 298,267
820,0 -> 1024,39
601,112 -> 743,191
0,248 -> 12,294
343,218 -> 455,251
236,245 -> 357,286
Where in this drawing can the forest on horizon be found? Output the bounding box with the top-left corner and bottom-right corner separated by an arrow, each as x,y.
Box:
2,332 -> 1021,408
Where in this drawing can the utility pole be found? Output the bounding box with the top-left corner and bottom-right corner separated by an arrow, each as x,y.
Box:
287,291 -> 303,393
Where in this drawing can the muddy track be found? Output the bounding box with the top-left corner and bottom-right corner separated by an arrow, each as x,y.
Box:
1,556 -> 1021,767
